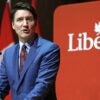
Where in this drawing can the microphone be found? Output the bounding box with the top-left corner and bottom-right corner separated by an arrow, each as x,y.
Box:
0,52 -> 2,55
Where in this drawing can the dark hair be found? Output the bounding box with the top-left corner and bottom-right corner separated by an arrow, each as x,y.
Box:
11,2 -> 37,22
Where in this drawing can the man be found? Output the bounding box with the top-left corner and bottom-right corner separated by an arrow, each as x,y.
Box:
0,2 -> 60,100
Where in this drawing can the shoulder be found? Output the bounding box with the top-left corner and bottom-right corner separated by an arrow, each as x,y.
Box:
38,36 -> 59,49
4,43 -> 19,54
37,36 -> 60,54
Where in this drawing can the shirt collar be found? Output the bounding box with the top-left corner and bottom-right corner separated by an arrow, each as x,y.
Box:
19,41 -> 31,54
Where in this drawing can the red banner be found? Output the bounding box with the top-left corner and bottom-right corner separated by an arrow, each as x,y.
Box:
54,1 -> 100,100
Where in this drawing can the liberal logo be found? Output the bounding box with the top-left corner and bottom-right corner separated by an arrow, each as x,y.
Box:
94,22 -> 100,35
68,22 -> 100,52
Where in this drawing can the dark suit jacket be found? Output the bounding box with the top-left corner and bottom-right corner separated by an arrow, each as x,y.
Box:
0,35 -> 60,100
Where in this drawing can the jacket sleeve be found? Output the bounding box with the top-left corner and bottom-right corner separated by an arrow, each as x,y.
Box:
0,51 -> 10,99
24,44 -> 60,100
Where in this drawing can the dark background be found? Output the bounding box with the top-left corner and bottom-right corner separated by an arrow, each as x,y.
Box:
0,0 -> 96,41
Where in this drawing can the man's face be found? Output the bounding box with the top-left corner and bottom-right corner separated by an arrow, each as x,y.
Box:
12,10 -> 36,42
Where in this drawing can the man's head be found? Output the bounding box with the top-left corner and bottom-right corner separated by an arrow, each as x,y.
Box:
11,2 -> 37,23
11,2 -> 37,43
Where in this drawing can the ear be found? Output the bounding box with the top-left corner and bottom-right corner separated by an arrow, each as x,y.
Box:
12,22 -> 15,30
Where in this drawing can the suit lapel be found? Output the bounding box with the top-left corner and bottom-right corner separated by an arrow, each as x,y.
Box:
19,45 -> 37,79
13,44 -> 20,87
16,35 -> 40,90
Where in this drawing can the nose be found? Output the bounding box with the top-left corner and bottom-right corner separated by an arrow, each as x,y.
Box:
23,19 -> 28,26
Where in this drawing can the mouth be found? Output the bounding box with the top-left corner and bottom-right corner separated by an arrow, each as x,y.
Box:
22,29 -> 29,34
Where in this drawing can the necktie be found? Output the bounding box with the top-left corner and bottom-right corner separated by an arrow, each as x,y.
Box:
20,45 -> 27,72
